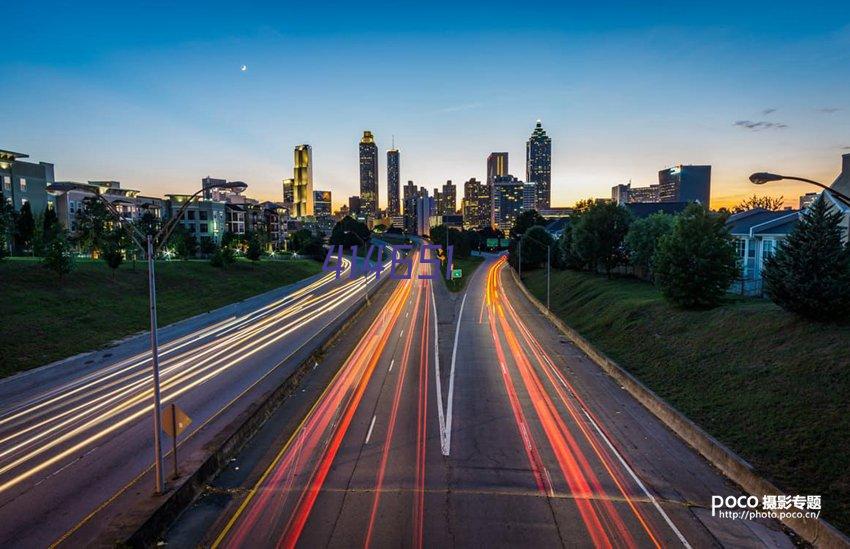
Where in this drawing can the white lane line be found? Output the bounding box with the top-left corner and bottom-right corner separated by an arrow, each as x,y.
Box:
442,291 -> 467,456
365,415 -> 377,444
388,359 -> 395,372
431,281 -> 446,457
399,329 -> 404,338
580,408 -> 692,548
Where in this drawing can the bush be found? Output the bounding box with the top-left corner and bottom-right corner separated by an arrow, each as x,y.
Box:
653,203 -> 739,309
42,230 -> 74,279
763,196 -> 850,321
211,246 -> 236,269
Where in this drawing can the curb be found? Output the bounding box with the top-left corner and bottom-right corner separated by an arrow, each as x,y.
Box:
508,266 -> 850,548
120,271 -> 393,548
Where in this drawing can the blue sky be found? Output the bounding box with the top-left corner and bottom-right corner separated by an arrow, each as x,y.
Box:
6,1 -> 850,208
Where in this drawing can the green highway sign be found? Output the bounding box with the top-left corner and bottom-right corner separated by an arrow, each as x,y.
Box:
500,238 -> 511,247
486,238 -> 499,248
452,269 -> 462,279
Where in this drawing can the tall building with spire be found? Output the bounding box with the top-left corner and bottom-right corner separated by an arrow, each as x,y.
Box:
387,147 -> 400,216
359,131 -> 379,217
292,144 -> 314,217
526,120 -> 552,210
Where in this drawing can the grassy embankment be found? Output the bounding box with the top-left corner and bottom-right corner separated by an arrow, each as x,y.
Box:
442,255 -> 485,292
0,257 -> 322,377
523,268 -> 850,533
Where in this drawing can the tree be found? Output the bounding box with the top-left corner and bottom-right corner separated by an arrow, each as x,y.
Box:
653,203 -> 739,309
429,225 -> 472,259
572,198 -> 597,215
42,229 -> 74,279
0,195 -> 13,259
624,212 -> 676,279
43,207 -> 61,242
168,224 -> 197,259
289,228 -> 316,253
15,201 -> 35,253
762,196 -> 850,321
733,194 -> 785,213
510,209 -> 547,240
570,201 -> 632,275
199,236 -> 218,257
74,197 -> 111,257
559,224 -> 584,270
101,229 -> 125,279
517,226 -> 554,270
329,217 -> 370,249
246,233 -> 263,265
302,233 -> 327,262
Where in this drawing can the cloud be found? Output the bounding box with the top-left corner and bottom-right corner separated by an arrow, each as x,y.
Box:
761,108 -> 776,115
733,120 -> 788,131
819,107 -> 841,114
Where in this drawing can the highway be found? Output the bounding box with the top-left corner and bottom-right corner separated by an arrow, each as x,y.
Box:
174,254 -> 794,548
0,253 -> 394,547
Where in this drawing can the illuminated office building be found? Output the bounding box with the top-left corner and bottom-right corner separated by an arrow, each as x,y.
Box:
387,148 -> 400,216
526,120 -> 552,209
359,131 -> 379,217
658,165 -> 711,204
292,144 -> 314,217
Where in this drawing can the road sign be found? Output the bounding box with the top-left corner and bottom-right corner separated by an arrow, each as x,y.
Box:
486,238 -> 499,248
452,268 -> 462,279
499,238 -> 511,247
162,403 -> 192,438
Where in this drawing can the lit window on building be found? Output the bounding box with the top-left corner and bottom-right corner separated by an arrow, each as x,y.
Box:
20,178 -> 27,192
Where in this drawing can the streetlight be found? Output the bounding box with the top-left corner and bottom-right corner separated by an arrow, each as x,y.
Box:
517,231 -> 553,312
344,230 -> 372,306
749,172 -> 850,206
47,179 -> 246,494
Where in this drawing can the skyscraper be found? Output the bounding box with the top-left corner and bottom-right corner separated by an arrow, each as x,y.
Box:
442,180 -> 456,215
658,165 -> 711,204
491,175 -> 524,231
487,152 -> 509,186
526,120 -> 552,210
387,148 -> 400,217
292,144 -> 314,217
359,131 -> 379,217
462,178 -> 489,229
486,153 -> 508,228
282,178 -> 294,209
403,181 -> 418,234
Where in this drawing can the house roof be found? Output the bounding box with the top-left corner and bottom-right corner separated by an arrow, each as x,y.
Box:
831,153 -> 850,198
624,202 -> 689,218
545,217 -> 570,236
727,208 -> 800,237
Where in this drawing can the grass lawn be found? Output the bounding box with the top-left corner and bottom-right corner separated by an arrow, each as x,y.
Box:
0,257 -> 322,377
442,255 -> 485,292
523,268 -> 850,534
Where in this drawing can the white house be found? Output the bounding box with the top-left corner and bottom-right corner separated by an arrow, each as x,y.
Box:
727,208 -> 800,295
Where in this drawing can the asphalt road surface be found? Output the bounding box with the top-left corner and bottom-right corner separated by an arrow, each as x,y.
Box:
169,255 -> 793,548
0,253 -> 395,547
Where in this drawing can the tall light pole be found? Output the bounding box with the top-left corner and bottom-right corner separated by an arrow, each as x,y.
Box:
517,231 -> 553,312
749,172 -> 850,207
48,180 -> 246,494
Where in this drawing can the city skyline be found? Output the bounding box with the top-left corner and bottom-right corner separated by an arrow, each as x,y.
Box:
5,2 -> 850,210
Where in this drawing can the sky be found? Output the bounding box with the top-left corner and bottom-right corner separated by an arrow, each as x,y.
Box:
5,1 -> 850,210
